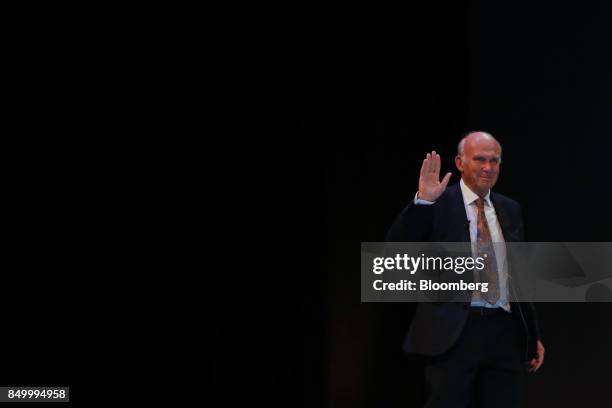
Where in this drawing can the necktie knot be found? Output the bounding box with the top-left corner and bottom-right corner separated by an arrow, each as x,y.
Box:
475,197 -> 485,211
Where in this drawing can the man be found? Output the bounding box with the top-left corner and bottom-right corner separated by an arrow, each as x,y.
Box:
386,131 -> 545,408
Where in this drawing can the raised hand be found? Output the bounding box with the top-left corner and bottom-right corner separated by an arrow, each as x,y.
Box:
418,150 -> 452,202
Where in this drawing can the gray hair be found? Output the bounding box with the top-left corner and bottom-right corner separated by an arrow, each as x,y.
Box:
457,131 -> 502,162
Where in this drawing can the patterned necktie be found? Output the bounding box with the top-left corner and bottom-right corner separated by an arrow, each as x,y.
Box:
475,197 -> 500,304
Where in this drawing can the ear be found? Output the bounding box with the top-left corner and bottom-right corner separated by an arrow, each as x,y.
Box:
455,155 -> 463,172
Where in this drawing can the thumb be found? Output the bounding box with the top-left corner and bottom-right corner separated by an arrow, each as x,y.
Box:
440,172 -> 452,188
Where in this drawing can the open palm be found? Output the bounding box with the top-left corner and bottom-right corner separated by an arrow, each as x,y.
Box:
418,150 -> 452,202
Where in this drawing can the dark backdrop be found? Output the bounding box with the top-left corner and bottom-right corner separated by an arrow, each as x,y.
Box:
300,1 -> 612,407
6,2 -> 609,407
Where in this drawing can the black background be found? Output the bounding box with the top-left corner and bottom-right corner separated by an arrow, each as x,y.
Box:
298,1 -> 612,407
5,1 -> 611,407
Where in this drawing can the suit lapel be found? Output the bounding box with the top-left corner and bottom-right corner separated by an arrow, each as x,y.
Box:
447,184 -> 471,242
490,193 -> 517,242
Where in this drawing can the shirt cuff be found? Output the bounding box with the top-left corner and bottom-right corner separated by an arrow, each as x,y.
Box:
414,191 -> 435,205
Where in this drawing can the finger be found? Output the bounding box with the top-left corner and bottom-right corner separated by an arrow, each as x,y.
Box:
432,151 -> 440,174
440,172 -> 452,188
528,360 -> 536,373
420,158 -> 428,178
424,153 -> 432,174
432,152 -> 438,174
532,355 -> 543,372
537,353 -> 545,369
421,153 -> 429,177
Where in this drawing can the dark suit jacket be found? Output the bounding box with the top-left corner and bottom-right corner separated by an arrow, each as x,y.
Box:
386,183 -> 540,361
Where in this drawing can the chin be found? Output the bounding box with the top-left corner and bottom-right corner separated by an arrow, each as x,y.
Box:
476,182 -> 493,192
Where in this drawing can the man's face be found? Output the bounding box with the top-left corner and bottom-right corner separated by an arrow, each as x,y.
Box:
455,134 -> 501,197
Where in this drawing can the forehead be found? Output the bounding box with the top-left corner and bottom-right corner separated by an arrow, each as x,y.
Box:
464,138 -> 501,156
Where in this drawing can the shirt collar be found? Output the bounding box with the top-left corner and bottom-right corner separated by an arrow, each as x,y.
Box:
460,178 -> 492,207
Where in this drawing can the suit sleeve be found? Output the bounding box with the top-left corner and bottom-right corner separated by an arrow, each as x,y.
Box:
517,203 -> 542,342
517,203 -> 526,242
386,196 -> 435,242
